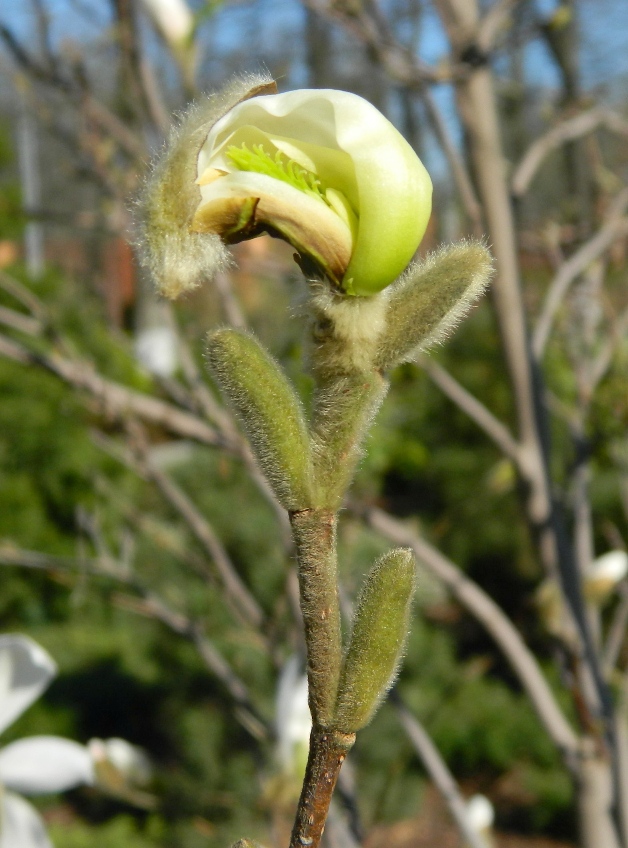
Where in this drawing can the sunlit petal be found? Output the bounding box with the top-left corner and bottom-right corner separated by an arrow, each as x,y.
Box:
0,792 -> 52,848
0,737 -> 94,795
275,656 -> 311,772
0,636 -> 56,735
198,89 -> 432,295
193,171 -> 352,285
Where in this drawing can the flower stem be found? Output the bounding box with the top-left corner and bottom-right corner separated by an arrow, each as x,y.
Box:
289,508 -> 342,728
289,726 -> 355,848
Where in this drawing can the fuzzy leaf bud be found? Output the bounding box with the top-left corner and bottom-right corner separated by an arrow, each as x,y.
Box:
333,548 -> 415,733
206,328 -> 313,511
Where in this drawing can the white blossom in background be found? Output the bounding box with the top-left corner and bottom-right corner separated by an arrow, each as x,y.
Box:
0,635 -> 153,847
88,737 -> 155,809
584,550 -> 628,604
275,656 -> 311,778
138,0 -> 196,84
138,0 -> 194,46
0,634 -> 94,848
135,324 -> 179,378
466,794 -> 495,848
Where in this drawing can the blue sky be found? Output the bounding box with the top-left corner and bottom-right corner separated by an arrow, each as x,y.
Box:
5,0 -> 627,94
3,0 -> 626,184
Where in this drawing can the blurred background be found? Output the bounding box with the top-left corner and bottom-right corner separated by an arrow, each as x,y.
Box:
0,0 -> 627,846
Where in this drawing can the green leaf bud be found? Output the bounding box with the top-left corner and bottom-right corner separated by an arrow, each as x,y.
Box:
206,328 -> 313,511
311,372 -> 387,510
375,240 -> 493,370
333,548 -> 415,733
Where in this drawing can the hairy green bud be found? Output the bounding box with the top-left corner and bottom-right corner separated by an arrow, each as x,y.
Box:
333,548 -> 415,733
310,372 -> 387,510
375,240 -> 493,370
136,75 -> 277,299
206,328 -> 313,511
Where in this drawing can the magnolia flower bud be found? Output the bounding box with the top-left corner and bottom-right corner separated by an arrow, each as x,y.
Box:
584,550 -> 628,604
139,79 -> 432,298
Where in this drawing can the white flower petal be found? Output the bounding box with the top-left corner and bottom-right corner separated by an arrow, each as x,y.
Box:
0,737 -> 94,795
0,792 -> 53,848
275,656 -> 311,769
466,794 -> 494,832
139,0 -> 194,44
194,171 -> 353,284
200,89 -> 432,295
0,636 -> 56,735
88,738 -> 153,785
589,550 -> 628,583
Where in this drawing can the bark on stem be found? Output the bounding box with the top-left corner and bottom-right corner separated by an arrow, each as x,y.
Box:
290,508 -> 343,728
289,726 -> 355,848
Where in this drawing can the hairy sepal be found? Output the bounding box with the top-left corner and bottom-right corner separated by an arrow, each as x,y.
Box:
136,74 -> 277,299
306,290 -> 389,509
333,548 -> 415,733
206,328 -> 313,511
375,240 -> 493,370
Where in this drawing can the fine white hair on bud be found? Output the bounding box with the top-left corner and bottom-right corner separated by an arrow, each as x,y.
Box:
136,74 -> 277,299
375,240 -> 494,370
308,287 -> 388,376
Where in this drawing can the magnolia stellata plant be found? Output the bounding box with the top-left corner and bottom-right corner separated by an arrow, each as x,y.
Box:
138,72 -> 493,848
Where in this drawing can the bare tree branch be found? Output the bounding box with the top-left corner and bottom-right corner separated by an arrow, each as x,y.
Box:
477,0 -> 522,53
512,107 -> 628,198
133,431 -> 266,628
0,541 -> 268,739
303,0 -> 458,85
604,583 -> 628,674
0,331 -> 225,446
0,24 -> 146,161
533,190 -> 628,358
588,305 -> 628,396
417,354 -> 521,463
420,86 -> 484,235
0,305 -> 42,336
0,270 -> 47,319
391,691 -> 490,848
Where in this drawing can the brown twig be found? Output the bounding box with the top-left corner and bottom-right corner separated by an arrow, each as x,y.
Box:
390,690 -> 490,848
532,190 -> 628,358
417,354 -> 521,463
512,107 -> 628,198
289,727 -> 355,848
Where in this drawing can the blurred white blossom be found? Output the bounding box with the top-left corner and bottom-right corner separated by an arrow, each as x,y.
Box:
0,634 -> 94,848
135,324 -> 179,378
275,656 -> 311,777
139,0 -> 194,46
584,550 -> 628,604
0,635 -> 153,847
466,794 -> 495,847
